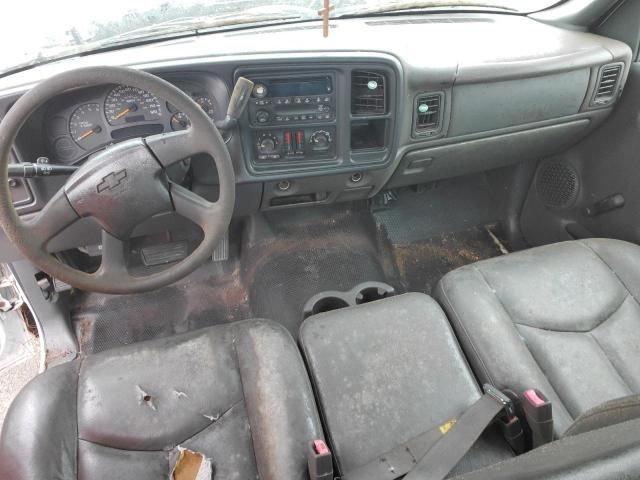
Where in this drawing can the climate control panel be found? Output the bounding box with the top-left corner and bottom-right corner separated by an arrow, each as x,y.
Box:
253,127 -> 336,163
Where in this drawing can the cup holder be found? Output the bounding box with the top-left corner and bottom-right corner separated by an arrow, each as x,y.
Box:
356,285 -> 395,305
309,296 -> 351,316
303,281 -> 396,319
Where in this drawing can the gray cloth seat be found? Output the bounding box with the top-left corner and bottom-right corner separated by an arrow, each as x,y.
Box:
299,293 -> 514,478
0,319 -> 324,480
434,238 -> 640,436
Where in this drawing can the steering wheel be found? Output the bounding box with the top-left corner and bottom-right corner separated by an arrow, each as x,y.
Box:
0,66 -> 235,294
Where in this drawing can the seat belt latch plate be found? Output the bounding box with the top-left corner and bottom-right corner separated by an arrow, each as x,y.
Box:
483,384 -> 515,418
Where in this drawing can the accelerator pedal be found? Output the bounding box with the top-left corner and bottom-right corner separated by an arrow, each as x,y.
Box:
212,231 -> 229,262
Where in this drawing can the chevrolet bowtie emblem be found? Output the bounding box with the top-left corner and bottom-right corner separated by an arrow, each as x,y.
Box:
97,169 -> 128,193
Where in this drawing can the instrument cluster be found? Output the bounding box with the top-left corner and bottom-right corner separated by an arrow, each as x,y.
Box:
45,76 -> 224,165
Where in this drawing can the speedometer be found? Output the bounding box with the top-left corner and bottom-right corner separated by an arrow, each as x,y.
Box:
104,85 -> 162,126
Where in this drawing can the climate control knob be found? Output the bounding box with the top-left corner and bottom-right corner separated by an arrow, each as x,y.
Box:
256,133 -> 279,155
310,130 -> 332,151
255,109 -> 270,124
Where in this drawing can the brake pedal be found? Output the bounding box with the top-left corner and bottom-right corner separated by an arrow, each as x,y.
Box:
141,241 -> 189,266
212,231 -> 229,262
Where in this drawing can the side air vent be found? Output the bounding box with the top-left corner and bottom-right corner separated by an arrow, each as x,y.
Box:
351,71 -> 386,115
592,63 -> 623,106
414,93 -> 443,135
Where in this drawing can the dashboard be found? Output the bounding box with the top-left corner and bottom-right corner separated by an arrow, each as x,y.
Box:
0,12 -> 633,260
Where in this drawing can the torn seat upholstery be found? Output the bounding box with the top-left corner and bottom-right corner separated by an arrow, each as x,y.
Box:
0,319 -> 323,480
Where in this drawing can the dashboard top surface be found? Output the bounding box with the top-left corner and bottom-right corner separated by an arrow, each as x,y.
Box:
0,13 -> 629,96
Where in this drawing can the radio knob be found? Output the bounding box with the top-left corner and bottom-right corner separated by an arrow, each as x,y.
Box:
310,130 -> 332,151
253,83 -> 268,98
255,109 -> 270,124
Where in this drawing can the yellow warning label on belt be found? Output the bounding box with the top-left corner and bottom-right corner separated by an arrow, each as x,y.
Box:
439,418 -> 457,435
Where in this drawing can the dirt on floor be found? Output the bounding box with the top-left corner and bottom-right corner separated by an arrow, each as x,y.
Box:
0,334 -> 39,429
392,226 -> 506,294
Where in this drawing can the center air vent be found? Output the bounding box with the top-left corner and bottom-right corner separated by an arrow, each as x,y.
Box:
351,71 -> 386,115
414,93 -> 443,135
592,63 -> 623,106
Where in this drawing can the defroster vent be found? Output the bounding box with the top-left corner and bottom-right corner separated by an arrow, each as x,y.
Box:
351,71 -> 386,115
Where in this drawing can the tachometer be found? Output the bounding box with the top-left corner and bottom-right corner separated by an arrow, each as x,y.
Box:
104,85 -> 162,126
69,103 -> 108,151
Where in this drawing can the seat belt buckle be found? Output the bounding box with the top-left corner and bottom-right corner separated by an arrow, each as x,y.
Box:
521,389 -> 553,448
497,414 -> 525,455
308,439 -> 333,480
483,384 -> 515,418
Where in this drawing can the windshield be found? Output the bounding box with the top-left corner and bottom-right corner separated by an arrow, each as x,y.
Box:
2,0 -> 562,76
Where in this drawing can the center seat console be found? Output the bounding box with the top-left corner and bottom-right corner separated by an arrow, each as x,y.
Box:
299,293 -> 514,478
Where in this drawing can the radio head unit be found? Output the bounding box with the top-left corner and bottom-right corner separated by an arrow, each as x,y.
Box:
248,75 -> 335,126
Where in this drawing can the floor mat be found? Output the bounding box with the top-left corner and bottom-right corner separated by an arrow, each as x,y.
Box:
70,176 -> 507,354
244,203 -> 398,334
72,259 -> 251,354
71,202 -> 400,353
374,174 -> 499,244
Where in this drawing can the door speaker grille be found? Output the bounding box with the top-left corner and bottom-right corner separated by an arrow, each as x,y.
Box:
536,161 -> 579,208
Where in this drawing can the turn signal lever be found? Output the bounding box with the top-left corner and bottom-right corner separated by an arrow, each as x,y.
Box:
214,76 -> 254,131
8,157 -> 78,178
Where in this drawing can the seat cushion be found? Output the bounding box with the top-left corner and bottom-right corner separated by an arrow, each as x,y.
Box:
300,292 -> 513,477
0,319 -> 323,480
434,238 -> 640,435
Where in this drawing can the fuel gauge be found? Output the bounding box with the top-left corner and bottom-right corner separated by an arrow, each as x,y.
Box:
170,112 -> 191,131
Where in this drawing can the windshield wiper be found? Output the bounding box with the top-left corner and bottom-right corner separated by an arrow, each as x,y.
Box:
335,1 -> 516,18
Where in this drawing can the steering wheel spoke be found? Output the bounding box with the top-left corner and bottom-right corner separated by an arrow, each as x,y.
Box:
95,230 -> 129,278
170,182 -> 221,226
145,129 -> 204,168
23,190 -> 79,247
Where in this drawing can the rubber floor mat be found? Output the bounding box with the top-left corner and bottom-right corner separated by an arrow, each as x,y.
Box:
72,262 -> 251,354
243,203 -> 401,334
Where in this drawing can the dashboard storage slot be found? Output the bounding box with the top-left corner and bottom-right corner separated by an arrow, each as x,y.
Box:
351,119 -> 387,151
270,192 -> 329,207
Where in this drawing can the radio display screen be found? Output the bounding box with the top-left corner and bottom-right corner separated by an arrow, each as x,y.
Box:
268,77 -> 332,97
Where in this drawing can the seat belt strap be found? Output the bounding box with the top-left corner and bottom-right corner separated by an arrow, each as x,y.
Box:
343,421 -> 447,480
344,385 -> 512,480
403,385 -> 512,480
